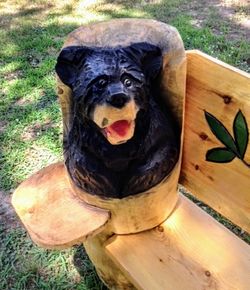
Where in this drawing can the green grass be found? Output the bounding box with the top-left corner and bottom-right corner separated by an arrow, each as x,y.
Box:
0,227 -> 106,290
0,0 -> 249,289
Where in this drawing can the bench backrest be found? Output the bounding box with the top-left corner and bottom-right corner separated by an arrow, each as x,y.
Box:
180,50 -> 250,233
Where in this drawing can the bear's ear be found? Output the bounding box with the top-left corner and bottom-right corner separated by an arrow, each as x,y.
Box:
55,46 -> 90,88
124,42 -> 163,81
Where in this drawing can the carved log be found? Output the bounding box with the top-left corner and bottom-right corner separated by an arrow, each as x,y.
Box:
84,226 -> 136,290
70,160 -> 180,234
58,17 -> 186,220
12,19 -> 186,290
57,19 -> 186,289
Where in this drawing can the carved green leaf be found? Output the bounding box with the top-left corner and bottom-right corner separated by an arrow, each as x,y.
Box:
233,110 -> 249,159
206,148 -> 236,163
205,111 -> 238,155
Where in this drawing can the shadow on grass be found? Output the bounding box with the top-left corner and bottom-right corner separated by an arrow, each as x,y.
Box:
101,0 -> 250,38
73,246 -> 108,290
0,3 -> 107,288
0,19 -> 78,190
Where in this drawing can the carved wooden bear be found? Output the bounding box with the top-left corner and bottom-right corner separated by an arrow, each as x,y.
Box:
56,43 -> 180,198
12,20 -> 186,289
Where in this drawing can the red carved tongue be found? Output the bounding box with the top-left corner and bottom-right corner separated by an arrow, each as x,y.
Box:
107,120 -> 130,137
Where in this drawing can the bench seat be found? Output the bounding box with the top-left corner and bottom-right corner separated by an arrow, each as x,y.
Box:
105,193 -> 250,290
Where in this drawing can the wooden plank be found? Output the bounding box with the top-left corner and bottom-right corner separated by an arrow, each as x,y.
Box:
180,50 -> 250,232
105,194 -> 250,290
12,162 -> 110,249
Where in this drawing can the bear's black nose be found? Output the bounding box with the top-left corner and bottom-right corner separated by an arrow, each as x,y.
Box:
107,93 -> 130,108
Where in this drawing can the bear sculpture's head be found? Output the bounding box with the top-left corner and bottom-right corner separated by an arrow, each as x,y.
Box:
55,42 -> 179,198
55,43 -> 162,145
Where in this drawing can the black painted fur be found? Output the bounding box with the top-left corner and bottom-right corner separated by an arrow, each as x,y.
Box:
56,42 -> 180,198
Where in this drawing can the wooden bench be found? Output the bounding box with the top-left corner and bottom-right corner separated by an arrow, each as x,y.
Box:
12,20 -> 250,290
105,50 -> 250,290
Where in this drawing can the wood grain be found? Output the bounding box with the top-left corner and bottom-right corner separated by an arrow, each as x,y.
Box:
106,193 -> 250,290
69,160 -> 180,234
84,228 -> 136,290
181,50 -> 250,233
12,162 -> 110,249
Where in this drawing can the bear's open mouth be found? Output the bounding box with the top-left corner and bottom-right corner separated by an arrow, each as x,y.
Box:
104,120 -> 132,137
102,119 -> 135,144
93,100 -> 138,145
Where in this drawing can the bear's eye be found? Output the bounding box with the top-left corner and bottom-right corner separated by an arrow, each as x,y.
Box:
97,78 -> 108,88
123,78 -> 132,88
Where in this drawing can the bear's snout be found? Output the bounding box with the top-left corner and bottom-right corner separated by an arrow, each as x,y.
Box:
107,93 -> 130,108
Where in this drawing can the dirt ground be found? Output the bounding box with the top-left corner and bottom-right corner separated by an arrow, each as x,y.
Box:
0,191 -> 20,231
181,0 -> 249,40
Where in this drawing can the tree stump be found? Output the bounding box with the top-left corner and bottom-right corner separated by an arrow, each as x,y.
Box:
12,19 -> 186,289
